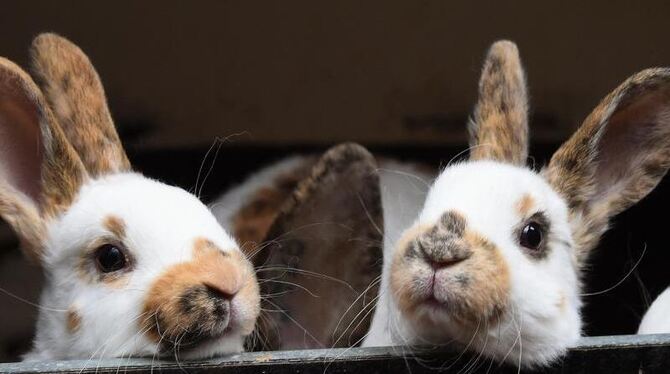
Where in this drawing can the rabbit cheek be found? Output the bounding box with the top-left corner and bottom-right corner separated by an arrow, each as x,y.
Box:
441,231 -> 510,325
390,224 -> 434,313
227,250 -> 260,336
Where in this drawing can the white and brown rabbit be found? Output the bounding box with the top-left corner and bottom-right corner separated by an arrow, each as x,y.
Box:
0,34 -> 260,360
639,287 -> 670,334
361,40 -> 670,368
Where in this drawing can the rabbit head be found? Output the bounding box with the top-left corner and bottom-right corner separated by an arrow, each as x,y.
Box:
386,41 -> 670,366
0,34 -> 260,360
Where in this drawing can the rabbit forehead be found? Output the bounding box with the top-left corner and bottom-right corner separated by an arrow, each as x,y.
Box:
419,160 -> 577,299
420,160 -> 568,231
46,172 -> 238,264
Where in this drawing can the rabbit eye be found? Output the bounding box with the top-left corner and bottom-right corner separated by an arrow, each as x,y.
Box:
94,244 -> 127,273
519,222 -> 543,250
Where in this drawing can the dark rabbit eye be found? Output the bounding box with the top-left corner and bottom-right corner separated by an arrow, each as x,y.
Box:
519,222 -> 543,250
94,244 -> 127,273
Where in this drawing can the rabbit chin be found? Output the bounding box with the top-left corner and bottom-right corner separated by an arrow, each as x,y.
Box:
160,334 -> 246,360
403,299 -> 581,368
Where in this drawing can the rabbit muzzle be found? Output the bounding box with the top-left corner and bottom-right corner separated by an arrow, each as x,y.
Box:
141,239 -> 260,357
390,211 -> 510,334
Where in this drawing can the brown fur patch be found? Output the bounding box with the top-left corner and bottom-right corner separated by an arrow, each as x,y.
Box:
142,238 -> 259,344
254,143 -> 383,350
516,193 -> 535,216
232,158 -> 316,257
30,33 -> 131,177
545,68 -> 670,263
0,188 -> 46,262
193,237 -> 228,257
469,40 -> 529,165
103,215 -> 126,239
459,230 -> 510,323
66,307 -> 82,333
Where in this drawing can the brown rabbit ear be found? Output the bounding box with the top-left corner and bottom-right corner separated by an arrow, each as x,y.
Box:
469,40 -> 529,165
545,68 -> 670,262
254,143 -> 383,350
29,33 -> 130,177
0,57 -> 87,261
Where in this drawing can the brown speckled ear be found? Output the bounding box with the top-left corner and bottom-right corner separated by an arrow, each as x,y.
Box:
29,33 -> 130,177
0,57 -> 88,262
469,40 -> 529,165
254,143 -> 383,350
545,68 -> 670,263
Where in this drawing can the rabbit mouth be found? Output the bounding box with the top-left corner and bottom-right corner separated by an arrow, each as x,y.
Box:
156,322 -> 240,358
404,267 -> 507,330
416,284 -> 458,316
151,289 -> 243,357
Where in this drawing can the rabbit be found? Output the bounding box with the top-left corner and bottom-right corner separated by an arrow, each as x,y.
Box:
211,145 -> 432,350
638,287 -> 670,334
360,40 -> 670,368
0,33 -> 260,361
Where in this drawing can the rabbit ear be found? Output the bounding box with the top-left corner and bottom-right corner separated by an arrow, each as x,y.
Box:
254,143 -> 383,350
29,33 -> 130,177
0,57 -> 87,261
545,68 -> 670,261
469,40 -> 529,165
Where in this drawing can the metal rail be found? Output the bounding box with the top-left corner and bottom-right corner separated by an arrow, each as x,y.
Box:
1,334 -> 669,373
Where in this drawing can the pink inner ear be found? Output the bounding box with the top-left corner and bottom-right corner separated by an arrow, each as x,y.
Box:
594,88 -> 670,200
0,95 -> 43,203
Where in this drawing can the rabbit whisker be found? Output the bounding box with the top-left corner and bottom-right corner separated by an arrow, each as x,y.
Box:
582,242 -> 647,297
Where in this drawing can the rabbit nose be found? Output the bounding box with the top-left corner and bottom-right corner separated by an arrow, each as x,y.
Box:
417,236 -> 472,269
204,282 -> 237,301
204,284 -> 232,322
427,256 -> 468,270
198,260 -> 241,300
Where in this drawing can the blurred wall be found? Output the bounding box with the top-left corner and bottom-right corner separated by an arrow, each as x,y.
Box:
0,1 -> 668,148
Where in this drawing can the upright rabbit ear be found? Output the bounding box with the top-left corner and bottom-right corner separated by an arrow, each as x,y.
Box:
469,40 -> 529,165
545,68 -> 670,262
29,33 -> 130,177
0,58 -> 87,261
254,143 -> 383,350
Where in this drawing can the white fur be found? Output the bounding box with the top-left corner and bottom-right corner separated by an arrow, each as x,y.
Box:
363,160 -> 434,345
638,287 -> 670,334
24,173 -> 254,361
364,160 -> 581,368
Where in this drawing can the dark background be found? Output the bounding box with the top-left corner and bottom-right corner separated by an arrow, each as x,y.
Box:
0,0 -> 668,363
